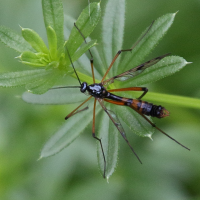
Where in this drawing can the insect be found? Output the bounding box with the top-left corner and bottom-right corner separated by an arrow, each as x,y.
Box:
59,22 -> 190,178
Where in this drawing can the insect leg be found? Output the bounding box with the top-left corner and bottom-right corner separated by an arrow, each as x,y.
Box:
132,108 -> 190,151
74,23 -> 95,83
101,49 -> 132,83
101,21 -> 155,83
92,99 -> 106,178
98,99 -> 142,164
65,96 -> 92,120
108,87 -> 148,99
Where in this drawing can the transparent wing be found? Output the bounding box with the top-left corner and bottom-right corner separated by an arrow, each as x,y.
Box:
103,53 -> 170,86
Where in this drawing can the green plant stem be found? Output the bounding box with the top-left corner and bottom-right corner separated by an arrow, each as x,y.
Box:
143,92 -> 200,109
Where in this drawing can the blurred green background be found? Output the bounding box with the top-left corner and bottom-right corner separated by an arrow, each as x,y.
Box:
0,0 -> 200,199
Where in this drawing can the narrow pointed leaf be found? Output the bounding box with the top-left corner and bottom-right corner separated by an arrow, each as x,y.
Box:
40,100 -> 101,158
123,56 -> 189,87
47,26 -> 58,60
97,104 -> 119,179
25,69 -> 62,94
120,13 -> 176,73
20,51 -> 47,67
42,0 -> 64,50
101,0 -> 125,78
115,106 -> 154,138
0,26 -> 35,52
21,27 -> 49,53
71,40 -> 97,62
66,2 -> 101,57
0,69 -> 50,87
22,88 -> 88,104
64,14 -> 103,80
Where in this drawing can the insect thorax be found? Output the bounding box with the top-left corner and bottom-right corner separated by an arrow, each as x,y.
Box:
87,83 -> 108,98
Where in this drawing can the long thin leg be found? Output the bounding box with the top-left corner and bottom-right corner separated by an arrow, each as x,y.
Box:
92,99 -> 106,178
134,111 -> 190,151
65,96 -> 92,120
101,49 -> 132,82
108,87 -> 148,99
101,21 -> 155,83
104,99 -> 190,151
98,99 -> 142,164
74,23 -> 95,83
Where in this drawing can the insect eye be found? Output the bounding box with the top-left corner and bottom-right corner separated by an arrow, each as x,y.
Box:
80,82 -> 87,93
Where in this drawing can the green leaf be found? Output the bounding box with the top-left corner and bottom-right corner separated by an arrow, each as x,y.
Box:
21,27 -> 49,54
64,14 -> 102,80
66,2 -> 101,58
0,26 -> 35,52
0,68 -> 61,94
71,39 -> 97,62
47,26 -> 58,61
40,99 -> 101,158
115,106 -> 154,138
42,0 -> 64,51
97,105 -> 119,179
45,61 -> 59,70
20,51 -> 48,67
0,69 -> 51,87
101,0 -> 125,78
123,56 -> 189,87
25,69 -> 62,94
22,87 -> 88,104
120,12 -> 176,74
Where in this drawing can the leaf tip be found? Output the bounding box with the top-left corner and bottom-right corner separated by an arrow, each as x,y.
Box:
147,134 -> 153,141
19,25 -> 24,30
106,176 -> 110,183
186,61 -> 193,65
15,55 -> 21,59
37,156 -> 43,161
174,11 -> 179,16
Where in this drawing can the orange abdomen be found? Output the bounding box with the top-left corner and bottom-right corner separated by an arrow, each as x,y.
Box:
130,99 -> 169,118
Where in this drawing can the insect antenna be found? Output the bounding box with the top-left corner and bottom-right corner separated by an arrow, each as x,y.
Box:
66,45 -> 82,86
48,46 -> 82,90
74,23 -> 95,83
49,86 -> 81,90
74,23 -> 93,59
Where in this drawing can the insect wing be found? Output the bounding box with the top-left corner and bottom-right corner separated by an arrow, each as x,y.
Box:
103,53 -> 170,86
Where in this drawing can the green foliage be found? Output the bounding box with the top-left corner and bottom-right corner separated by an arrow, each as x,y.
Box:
1,0 -> 200,199
0,0 -> 101,94
0,0 -> 199,181
22,2 -> 194,179
40,100 -> 101,158
0,26 -> 34,52
42,0 -> 65,50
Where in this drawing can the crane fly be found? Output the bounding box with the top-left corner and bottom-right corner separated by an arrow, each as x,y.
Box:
56,22 -> 190,178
